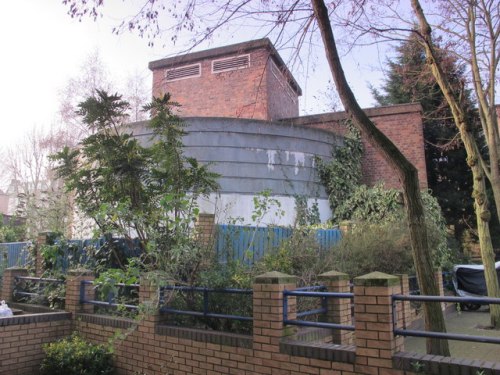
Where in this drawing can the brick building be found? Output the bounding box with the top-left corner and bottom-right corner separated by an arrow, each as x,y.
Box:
146,38 -> 428,225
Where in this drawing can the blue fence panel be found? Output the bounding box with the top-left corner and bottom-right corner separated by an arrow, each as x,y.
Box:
0,242 -> 31,269
216,225 -> 341,264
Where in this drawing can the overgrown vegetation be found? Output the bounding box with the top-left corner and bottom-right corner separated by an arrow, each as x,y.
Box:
52,90 -> 219,283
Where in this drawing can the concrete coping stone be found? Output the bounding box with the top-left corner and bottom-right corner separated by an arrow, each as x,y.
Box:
4,267 -> 28,272
354,271 -> 399,287
67,269 -> 94,277
0,311 -> 71,327
254,271 -> 297,284
156,325 -> 253,349
318,271 -> 350,281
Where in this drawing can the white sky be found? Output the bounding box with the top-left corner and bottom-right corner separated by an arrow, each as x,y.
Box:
0,1 -> 386,153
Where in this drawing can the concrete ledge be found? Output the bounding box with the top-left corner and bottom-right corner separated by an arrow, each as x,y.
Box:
0,311 -> 71,326
290,327 -> 333,343
9,302 -> 58,314
393,351 -> 500,375
156,325 -> 253,349
76,313 -> 136,329
280,339 -> 355,363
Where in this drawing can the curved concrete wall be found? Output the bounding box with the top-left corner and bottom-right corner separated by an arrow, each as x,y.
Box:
131,117 -> 342,199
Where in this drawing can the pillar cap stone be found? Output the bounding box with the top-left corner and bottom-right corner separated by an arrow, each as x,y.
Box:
354,271 -> 399,287
67,269 -> 94,277
5,267 -> 28,272
254,271 -> 297,284
318,271 -> 349,281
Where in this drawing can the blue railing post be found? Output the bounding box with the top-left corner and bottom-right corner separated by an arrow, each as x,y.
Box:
203,287 -> 209,317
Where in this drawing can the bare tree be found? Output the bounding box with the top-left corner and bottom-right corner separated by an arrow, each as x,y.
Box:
411,0 -> 500,328
1,125 -> 73,238
62,0 -> 450,355
123,70 -> 150,122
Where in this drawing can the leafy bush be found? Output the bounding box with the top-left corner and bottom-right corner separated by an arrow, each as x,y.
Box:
328,222 -> 415,277
40,334 -> 114,375
255,227 -> 329,285
333,184 -> 456,270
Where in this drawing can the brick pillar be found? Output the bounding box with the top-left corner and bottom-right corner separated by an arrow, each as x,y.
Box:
253,271 -> 297,354
353,271 -> 403,375
1,267 -> 28,302
139,273 -> 162,328
396,274 -> 412,329
318,270 -> 353,345
65,269 -> 94,315
435,268 -> 445,311
195,213 -> 216,247
35,232 -> 55,277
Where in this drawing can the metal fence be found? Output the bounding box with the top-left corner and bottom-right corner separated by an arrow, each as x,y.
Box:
283,286 -> 355,331
392,294 -> 500,345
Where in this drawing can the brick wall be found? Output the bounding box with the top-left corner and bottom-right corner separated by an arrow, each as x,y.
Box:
150,40 -> 300,121
286,103 -> 428,190
0,310 -> 71,374
1,267 -> 496,375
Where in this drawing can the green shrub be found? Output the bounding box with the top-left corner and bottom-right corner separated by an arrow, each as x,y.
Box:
327,222 -> 415,277
40,334 -> 114,375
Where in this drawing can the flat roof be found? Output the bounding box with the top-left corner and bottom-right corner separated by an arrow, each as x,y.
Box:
148,38 -> 302,95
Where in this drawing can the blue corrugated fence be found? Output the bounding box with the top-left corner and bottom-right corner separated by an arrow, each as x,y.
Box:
216,225 -> 342,264
0,242 -> 31,269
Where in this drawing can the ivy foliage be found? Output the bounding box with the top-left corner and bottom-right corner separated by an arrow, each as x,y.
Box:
315,122 -> 363,220
52,90 -> 219,278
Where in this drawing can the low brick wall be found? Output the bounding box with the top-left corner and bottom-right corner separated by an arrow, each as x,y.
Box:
0,311 -> 72,375
2,267 -> 500,375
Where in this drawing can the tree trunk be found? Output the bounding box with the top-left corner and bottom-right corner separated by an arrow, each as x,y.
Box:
412,0 -> 500,328
311,0 -> 450,356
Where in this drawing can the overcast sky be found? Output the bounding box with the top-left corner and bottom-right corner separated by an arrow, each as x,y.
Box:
0,1 -> 386,153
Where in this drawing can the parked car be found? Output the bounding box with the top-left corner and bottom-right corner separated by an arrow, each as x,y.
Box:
452,261 -> 500,311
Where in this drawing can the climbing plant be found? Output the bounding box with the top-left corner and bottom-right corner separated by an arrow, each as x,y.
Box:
315,122 -> 363,220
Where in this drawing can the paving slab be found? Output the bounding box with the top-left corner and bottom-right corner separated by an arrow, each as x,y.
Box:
404,306 -> 500,362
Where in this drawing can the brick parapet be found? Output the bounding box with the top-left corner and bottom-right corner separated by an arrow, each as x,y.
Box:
318,270 -> 353,345
1,267 -> 28,302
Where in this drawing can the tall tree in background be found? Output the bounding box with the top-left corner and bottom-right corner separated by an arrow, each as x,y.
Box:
372,33 -> 475,243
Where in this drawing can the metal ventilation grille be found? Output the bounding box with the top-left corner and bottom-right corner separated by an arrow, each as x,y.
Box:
165,63 -> 201,81
212,54 -> 250,73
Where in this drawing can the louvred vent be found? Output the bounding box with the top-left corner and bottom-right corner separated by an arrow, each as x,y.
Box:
166,64 -> 200,81
212,55 -> 250,73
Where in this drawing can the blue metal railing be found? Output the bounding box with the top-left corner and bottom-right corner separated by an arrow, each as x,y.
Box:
13,276 -> 65,300
392,294 -> 500,345
80,280 -> 139,311
159,285 -> 253,322
283,287 -> 355,331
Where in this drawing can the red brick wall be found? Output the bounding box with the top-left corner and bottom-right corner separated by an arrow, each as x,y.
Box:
287,103 -> 428,190
152,49 -> 266,119
265,59 -> 299,120
151,48 -> 299,121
